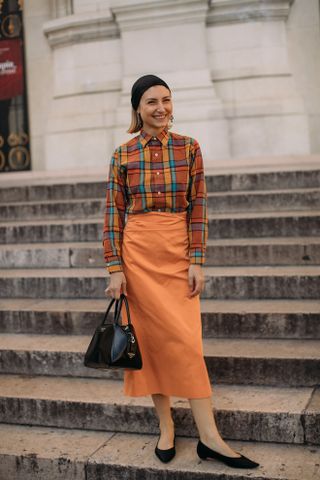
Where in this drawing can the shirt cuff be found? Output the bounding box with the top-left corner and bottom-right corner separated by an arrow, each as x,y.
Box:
106,256 -> 123,274
189,248 -> 206,265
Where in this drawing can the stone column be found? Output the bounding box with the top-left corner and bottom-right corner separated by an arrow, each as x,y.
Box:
206,0 -> 310,158
110,0 -> 230,164
24,0 -> 53,170
42,1 -> 122,170
286,0 -> 320,154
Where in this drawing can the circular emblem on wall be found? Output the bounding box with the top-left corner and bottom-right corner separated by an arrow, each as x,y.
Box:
1,14 -> 22,38
20,132 -> 28,145
8,146 -> 30,170
0,151 -> 5,170
8,133 -> 20,147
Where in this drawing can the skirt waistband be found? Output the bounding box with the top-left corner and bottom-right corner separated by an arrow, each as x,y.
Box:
125,211 -> 187,231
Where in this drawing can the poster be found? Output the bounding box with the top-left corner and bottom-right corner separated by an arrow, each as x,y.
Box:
0,39 -> 24,101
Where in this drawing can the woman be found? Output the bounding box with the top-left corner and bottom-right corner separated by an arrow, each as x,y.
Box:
103,74 -> 259,469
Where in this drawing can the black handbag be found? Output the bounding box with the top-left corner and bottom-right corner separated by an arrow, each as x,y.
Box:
84,293 -> 143,370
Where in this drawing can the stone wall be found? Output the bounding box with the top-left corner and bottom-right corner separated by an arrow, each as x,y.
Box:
23,0 -> 320,171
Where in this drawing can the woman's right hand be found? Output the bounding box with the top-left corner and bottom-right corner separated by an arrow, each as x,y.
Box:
104,271 -> 127,299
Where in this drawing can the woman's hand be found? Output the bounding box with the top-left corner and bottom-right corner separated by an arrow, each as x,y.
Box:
105,271 -> 127,299
188,264 -> 205,298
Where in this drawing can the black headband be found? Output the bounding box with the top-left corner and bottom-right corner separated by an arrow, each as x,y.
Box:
131,74 -> 171,111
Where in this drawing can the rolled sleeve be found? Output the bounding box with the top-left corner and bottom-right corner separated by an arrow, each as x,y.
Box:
102,149 -> 127,274
187,140 -> 208,265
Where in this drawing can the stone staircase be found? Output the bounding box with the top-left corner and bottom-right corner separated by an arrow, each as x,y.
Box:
0,165 -> 320,480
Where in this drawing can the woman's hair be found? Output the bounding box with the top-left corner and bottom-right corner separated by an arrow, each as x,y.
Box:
127,108 -> 173,134
127,109 -> 142,134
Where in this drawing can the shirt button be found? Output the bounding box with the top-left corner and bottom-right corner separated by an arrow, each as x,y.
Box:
157,191 -> 161,195
155,153 -> 158,157
156,172 -> 160,175
153,137 -> 157,140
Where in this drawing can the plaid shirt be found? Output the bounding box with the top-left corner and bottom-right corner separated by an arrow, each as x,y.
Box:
103,127 -> 208,273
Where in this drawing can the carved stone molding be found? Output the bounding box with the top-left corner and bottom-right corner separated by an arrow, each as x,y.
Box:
207,0 -> 295,25
43,11 -> 119,48
51,0 -> 73,19
110,0 -> 209,31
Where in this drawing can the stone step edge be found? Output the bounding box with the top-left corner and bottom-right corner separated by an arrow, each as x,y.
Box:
1,424 -> 319,480
0,374 -> 315,414
1,186 -> 319,207
0,297 -> 319,313
0,160 -> 319,185
1,236 -> 320,251
1,265 -> 319,277
0,375 -> 317,445
1,210 -> 320,229
1,298 -> 319,340
1,333 -> 320,360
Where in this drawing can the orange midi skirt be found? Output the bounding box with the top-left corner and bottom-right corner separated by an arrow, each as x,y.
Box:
120,210 -> 212,399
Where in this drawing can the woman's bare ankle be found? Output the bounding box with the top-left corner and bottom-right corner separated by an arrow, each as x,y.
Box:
159,417 -> 174,430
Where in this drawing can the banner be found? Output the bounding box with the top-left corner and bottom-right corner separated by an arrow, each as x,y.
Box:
0,39 -> 24,101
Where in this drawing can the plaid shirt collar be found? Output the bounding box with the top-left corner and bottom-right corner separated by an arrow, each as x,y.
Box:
139,127 -> 170,148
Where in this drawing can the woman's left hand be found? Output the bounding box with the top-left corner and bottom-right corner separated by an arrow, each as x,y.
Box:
188,264 -> 205,298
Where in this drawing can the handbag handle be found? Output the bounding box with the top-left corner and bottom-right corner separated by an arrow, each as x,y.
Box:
114,293 -> 131,326
101,293 -> 131,327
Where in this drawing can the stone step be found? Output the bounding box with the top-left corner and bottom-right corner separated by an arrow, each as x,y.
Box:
0,168 -> 319,204
0,198 -> 104,221
1,211 -> 319,245
1,298 -> 319,339
0,188 -> 319,221
0,374 -> 318,445
0,334 -> 319,387
208,210 -> 320,239
0,266 -> 319,300
1,237 -> 320,268
207,188 -> 320,214
0,181 -> 105,204
206,168 -> 320,193
206,237 -> 320,265
1,424 -> 319,480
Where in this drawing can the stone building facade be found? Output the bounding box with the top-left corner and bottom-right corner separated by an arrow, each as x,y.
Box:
24,0 -> 320,171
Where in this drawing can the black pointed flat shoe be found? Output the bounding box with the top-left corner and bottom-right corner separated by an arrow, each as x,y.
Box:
197,440 -> 259,469
155,435 -> 176,463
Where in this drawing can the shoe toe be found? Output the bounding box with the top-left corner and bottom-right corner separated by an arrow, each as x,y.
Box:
197,440 -> 259,469
240,454 -> 260,468
155,436 -> 176,463
155,446 -> 176,463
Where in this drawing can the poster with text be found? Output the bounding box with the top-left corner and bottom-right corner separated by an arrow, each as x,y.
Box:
0,39 -> 24,101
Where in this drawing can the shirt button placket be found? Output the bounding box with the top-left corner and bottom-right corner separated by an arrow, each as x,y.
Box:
152,143 -> 162,211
